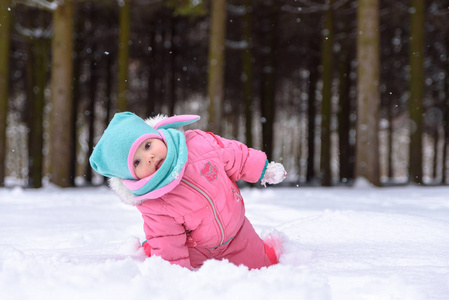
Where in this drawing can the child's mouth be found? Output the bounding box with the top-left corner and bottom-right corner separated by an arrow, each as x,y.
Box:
156,159 -> 164,170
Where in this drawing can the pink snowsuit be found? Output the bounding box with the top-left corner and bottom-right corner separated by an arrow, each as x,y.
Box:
136,129 -> 277,269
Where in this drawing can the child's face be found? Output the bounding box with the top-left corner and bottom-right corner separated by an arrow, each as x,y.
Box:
132,138 -> 168,179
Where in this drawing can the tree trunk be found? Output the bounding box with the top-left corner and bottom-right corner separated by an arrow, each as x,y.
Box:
105,53 -> 113,124
50,0 -> 74,187
85,50 -> 98,184
260,1 -> 278,161
337,47 -> 353,184
408,0 -> 425,185
168,16 -> 177,116
443,105 -> 449,184
432,126 -> 439,180
27,37 -> 48,188
0,0 -> 11,187
118,0 -> 130,112
443,58 -> 449,184
70,4 -> 85,187
103,52 -> 114,184
207,0 -> 227,134
320,0 -> 334,186
387,97 -> 394,180
337,0 -> 355,185
153,23 -> 163,114
146,23 -> 156,117
242,0 -> 253,148
306,41 -> 320,183
356,0 -> 381,186
306,70 -> 318,183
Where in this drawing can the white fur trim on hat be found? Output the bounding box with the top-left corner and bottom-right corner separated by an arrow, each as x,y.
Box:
144,114 -> 168,128
109,177 -> 137,205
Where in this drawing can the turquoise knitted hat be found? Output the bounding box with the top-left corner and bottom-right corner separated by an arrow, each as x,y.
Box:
89,112 -> 200,182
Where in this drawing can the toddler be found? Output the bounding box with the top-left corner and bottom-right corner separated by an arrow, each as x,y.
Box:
89,112 -> 286,269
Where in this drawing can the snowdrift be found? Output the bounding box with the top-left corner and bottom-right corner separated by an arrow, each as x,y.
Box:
1,182 -> 448,300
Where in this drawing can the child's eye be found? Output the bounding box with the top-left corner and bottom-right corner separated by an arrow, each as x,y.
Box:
133,159 -> 140,167
145,142 -> 151,150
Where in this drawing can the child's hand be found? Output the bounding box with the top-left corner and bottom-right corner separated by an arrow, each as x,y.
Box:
261,162 -> 287,187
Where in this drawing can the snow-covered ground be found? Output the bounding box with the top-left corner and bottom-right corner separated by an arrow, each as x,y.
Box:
1,181 -> 448,300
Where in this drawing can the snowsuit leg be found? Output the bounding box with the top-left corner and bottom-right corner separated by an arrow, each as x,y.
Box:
187,217 -> 277,269
219,217 -> 277,269
188,247 -> 210,269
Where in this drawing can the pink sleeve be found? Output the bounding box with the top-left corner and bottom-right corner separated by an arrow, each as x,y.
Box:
207,132 -> 267,183
141,213 -> 191,268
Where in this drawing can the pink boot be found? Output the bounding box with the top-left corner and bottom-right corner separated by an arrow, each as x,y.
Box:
142,240 -> 152,257
263,232 -> 284,265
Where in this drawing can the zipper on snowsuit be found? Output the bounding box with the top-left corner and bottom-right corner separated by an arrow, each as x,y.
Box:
181,178 -> 225,247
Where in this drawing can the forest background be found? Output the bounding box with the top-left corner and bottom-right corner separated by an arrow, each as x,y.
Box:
0,0 -> 448,189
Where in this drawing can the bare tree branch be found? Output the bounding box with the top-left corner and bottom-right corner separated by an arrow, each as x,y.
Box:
130,0 -> 163,6
281,4 -> 325,14
14,0 -> 57,11
333,0 -> 351,10
15,21 -> 52,39
295,0 -> 323,8
429,3 -> 449,16
227,4 -> 246,16
281,0 -> 353,14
